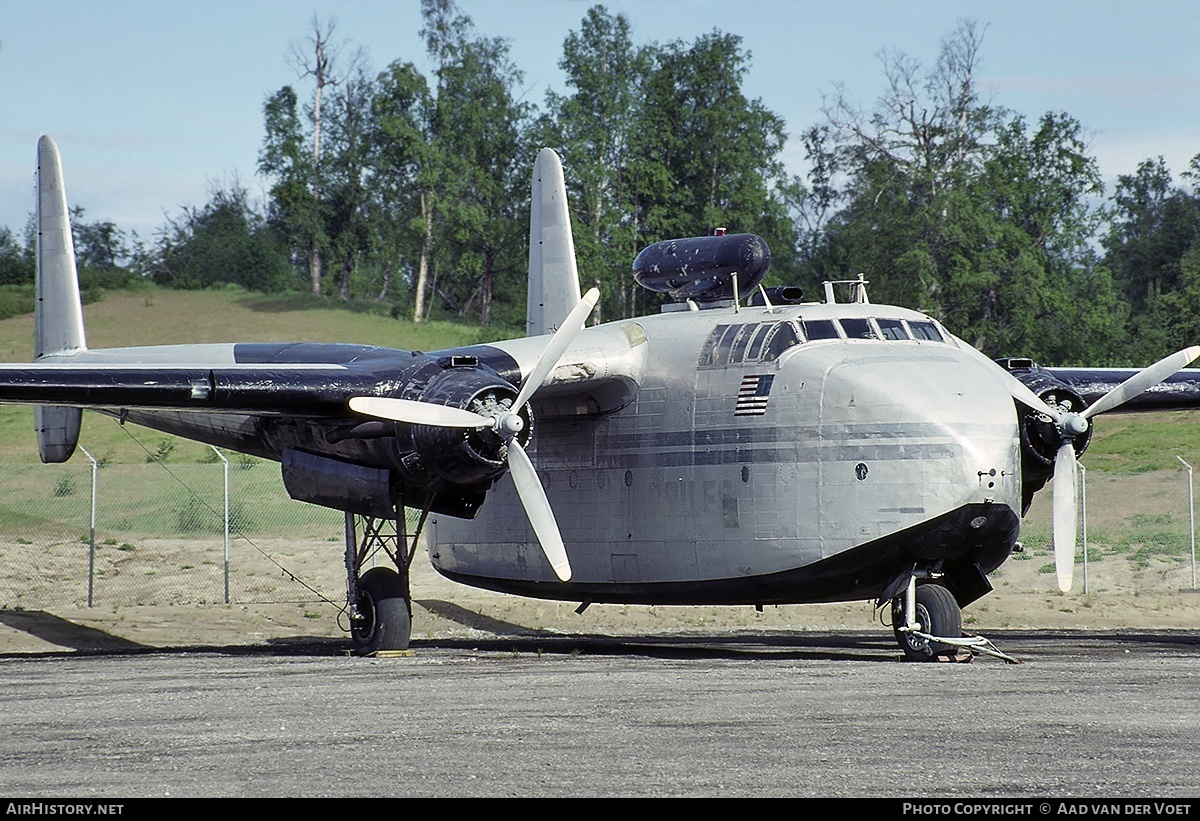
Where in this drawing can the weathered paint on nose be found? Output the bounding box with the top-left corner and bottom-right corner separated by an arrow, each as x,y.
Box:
807,344 -> 1023,559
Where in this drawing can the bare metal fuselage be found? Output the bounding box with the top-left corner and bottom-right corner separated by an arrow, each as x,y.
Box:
429,301 -> 1023,606
59,299 -> 1023,608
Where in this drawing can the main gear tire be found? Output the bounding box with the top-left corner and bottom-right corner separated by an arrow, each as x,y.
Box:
351,567 -> 412,654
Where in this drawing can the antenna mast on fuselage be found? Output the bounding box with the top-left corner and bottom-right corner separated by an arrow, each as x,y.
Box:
822,274 -> 870,305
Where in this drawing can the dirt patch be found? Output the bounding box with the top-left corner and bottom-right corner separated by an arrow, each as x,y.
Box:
3,540 -> 1198,655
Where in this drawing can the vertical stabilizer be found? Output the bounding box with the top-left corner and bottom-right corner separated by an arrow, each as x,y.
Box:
526,148 -> 582,337
34,135 -> 85,462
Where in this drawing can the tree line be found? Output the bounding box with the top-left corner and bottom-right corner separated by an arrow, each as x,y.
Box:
2,3 -> 1198,366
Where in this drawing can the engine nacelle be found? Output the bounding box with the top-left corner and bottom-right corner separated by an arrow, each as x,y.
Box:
1000,358 -> 1093,513
632,233 -> 770,302
398,360 -> 530,488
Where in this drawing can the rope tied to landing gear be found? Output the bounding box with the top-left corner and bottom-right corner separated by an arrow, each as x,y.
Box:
896,625 -> 1021,664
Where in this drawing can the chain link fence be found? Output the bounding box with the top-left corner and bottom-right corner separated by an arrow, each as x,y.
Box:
1018,465 -> 1199,595
1,452 -> 1198,609
0,450 -> 349,609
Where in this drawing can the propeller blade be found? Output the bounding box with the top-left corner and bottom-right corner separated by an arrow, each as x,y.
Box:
953,339 -> 1064,420
1052,442 -> 1078,593
507,439 -> 572,581
351,289 -> 601,585
513,287 -> 600,410
1006,373 -> 1064,422
349,396 -> 491,428
1081,346 -> 1200,420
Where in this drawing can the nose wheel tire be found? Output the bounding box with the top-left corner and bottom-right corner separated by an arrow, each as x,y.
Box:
892,583 -> 962,662
351,566 -> 412,654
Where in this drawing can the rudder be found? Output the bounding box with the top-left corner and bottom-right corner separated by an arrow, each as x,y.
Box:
34,135 -> 86,463
526,148 -> 582,337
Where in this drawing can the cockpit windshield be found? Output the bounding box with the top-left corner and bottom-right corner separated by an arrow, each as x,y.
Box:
698,315 -> 947,368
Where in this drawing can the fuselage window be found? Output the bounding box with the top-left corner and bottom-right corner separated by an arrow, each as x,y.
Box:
699,324 -> 733,367
743,323 -> 774,361
713,323 -> 744,365
906,320 -> 945,342
761,321 -> 803,361
802,318 -> 840,340
839,318 -> 877,340
876,318 -> 910,340
730,323 -> 761,363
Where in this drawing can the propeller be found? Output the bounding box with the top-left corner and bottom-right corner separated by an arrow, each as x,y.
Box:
995,346 -> 1200,592
349,287 -> 601,582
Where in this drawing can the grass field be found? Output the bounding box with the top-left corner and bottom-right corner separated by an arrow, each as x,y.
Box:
0,284 -> 520,465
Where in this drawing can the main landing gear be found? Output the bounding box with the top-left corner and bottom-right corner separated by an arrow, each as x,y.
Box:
344,503 -> 431,654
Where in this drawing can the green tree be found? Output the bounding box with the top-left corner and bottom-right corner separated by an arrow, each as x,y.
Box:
421,0 -> 531,326
258,18 -> 361,297
368,59 -> 436,311
69,206 -> 127,270
630,31 -> 797,298
149,184 -> 292,291
805,21 -> 1117,363
1103,155 -> 1200,360
323,67 -> 377,300
0,226 -> 33,285
536,5 -> 649,321
259,85 -> 322,292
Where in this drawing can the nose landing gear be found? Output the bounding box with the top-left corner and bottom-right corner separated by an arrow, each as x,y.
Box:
889,576 -> 1020,663
891,582 -> 962,661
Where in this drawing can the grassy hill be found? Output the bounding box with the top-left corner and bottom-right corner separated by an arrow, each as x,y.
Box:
1,284 -> 1199,469
0,285 -> 521,464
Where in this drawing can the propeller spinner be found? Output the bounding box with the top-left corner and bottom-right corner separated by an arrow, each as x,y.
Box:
1002,346 -> 1200,592
349,288 -> 601,582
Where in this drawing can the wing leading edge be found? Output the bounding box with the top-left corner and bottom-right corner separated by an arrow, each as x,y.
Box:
1046,367 -> 1200,412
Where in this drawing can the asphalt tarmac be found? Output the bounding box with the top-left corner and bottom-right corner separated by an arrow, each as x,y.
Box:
2,630 -> 1199,798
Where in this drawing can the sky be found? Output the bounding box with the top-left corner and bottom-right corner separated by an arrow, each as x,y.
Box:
2,0 -> 1199,241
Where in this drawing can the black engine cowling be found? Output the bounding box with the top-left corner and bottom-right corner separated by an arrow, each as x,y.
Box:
274,352 -> 530,520
378,358 -> 528,491
999,358 -> 1093,513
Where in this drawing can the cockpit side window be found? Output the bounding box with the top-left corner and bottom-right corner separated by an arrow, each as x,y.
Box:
730,323 -> 760,363
713,323 -> 742,365
744,323 -> 773,361
704,315 -> 937,368
839,318 -> 877,340
761,321 -> 803,361
698,324 -> 733,367
906,320 -> 945,342
802,318 -> 840,340
876,318 -> 910,340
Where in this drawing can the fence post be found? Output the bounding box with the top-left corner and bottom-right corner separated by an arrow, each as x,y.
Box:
211,446 -> 230,604
1176,455 -> 1196,590
79,446 -> 97,607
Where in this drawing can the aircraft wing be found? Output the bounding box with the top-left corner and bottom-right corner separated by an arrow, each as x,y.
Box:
1046,367 -> 1200,412
0,362 -> 377,417
0,342 -> 423,418
0,332 -> 647,420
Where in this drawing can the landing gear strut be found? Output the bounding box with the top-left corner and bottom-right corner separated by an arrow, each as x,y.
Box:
891,578 -> 963,662
889,577 -> 1021,663
344,501 -> 431,654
